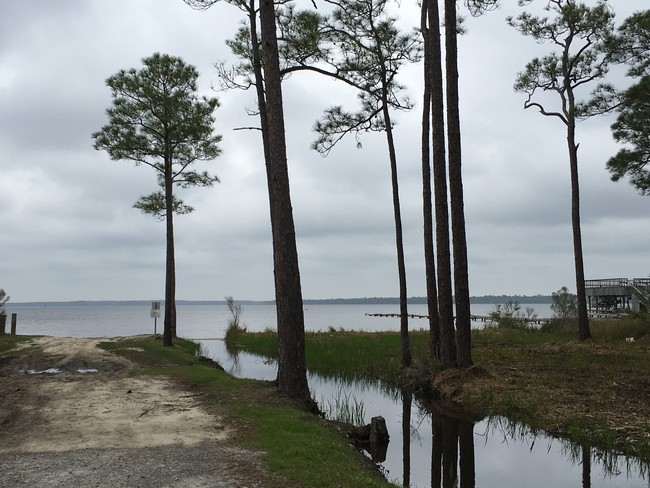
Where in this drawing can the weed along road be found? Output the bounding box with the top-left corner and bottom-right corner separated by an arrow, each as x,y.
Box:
0,336 -> 268,487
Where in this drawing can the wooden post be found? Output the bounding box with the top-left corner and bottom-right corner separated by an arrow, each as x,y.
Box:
0,314 -> 6,334
10,313 -> 17,335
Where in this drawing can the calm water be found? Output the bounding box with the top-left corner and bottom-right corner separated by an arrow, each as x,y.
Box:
5,302 -> 553,338
205,340 -> 649,488
6,302 -> 648,487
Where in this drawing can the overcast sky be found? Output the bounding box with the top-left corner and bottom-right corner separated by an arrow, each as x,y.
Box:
1,0 -> 647,302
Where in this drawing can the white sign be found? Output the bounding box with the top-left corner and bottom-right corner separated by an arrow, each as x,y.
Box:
150,301 -> 161,318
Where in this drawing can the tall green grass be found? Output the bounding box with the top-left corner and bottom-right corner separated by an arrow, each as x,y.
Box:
320,386 -> 366,426
236,315 -> 650,379
224,296 -> 247,351
237,329 -> 431,384
590,316 -> 649,341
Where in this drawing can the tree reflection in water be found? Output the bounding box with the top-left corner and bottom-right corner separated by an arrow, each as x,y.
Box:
424,414 -> 473,488
213,342 -> 649,488
403,408 -> 646,488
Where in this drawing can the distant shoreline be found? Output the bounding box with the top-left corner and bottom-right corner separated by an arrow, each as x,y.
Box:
9,295 -> 552,307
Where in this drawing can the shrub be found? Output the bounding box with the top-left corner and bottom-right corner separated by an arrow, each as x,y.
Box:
224,296 -> 246,349
551,286 -> 578,320
488,301 -> 536,330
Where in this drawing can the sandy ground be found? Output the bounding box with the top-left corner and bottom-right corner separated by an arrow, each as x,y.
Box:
0,337 -> 268,487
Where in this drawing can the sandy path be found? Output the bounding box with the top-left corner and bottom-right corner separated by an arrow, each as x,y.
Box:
0,336 -> 266,487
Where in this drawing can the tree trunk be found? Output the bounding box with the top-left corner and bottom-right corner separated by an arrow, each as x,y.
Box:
259,0 -> 311,401
248,0 -> 269,161
430,0 -> 456,368
442,418 -> 459,488
402,391 -> 412,487
163,156 -> 175,347
582,444 -> 591,488
421,0 -> 440,363
567,123 -> 591,340
458,420 -> 475,488
431,415 -> 443,488
445,0 -> 472,367
382,102 -> 411,368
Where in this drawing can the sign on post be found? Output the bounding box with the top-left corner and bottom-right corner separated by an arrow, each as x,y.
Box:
151,301 -> 161,335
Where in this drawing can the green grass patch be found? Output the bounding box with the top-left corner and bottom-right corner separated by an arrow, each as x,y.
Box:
237,329 -> 432,384
590,316 -> 650,341
101,335 -> 392,488
0,334 -> 38,354
235,321 -> 650,461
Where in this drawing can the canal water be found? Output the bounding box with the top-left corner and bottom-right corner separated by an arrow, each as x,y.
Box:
201,340 -> 649,488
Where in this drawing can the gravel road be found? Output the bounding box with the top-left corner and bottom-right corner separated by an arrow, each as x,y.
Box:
0,337 -> 269,488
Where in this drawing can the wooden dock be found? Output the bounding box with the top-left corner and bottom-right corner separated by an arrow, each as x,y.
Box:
585,278 -> 649,313
365,313 -> 429,319
365,312 -> 552,324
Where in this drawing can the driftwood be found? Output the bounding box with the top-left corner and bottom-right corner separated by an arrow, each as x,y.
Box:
348,416 -> 389,462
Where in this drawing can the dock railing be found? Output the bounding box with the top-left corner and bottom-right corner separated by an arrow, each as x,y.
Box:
585,278 -> 629,288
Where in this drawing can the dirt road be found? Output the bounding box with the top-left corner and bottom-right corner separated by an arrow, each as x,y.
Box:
0,337 -> 267,487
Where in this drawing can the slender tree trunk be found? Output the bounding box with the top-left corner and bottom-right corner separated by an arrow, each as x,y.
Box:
561,39 -> 591,342
259,0 -> 311,401
442,418 -> 459,488
402,391 -> 412,487
444,0 -> 472,367
163,157 -> 175,347
582,444 -> 591,488
431,415 -> 443,488
430,0 -> 456,368
458,420 -> 475,488
567,124 -> 591,340
382,102 -> 411,368
248,0 -> 269,161
421,0 -> 440,363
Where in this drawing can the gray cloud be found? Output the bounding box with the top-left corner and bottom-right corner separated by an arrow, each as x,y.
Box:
1,0 -> 647,302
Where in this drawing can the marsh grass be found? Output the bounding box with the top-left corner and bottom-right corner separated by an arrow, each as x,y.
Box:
237,329 -> 430,384
590,316 -> 650,341
236,319 -> 650,461
320,386 -> 366,426
224,296 -> 247,351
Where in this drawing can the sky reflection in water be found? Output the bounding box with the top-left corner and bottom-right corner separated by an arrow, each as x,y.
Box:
202,340 -> 649,488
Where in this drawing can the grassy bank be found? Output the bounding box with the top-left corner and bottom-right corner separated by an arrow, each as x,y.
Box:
234,317 -> 650,461
102,336 -> 393,488
0,335 -> 392,488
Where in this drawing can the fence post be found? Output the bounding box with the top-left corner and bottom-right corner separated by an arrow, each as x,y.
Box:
0,314 -> 5,334
10,313 -> 17,335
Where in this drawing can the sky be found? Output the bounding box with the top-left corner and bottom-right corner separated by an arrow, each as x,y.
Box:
0,0 -> 647,303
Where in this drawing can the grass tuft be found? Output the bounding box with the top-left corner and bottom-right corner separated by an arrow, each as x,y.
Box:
320,386 -> 366,426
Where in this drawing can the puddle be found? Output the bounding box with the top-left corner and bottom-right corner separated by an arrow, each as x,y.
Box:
0,355 -> 124,376
200,339 -> 650,488
23,368 -> 63,375
21,368 -> 99,375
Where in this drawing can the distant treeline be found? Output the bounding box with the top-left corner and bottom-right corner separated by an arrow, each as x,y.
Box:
305,295 -> 552,305
11,295 -> 552,307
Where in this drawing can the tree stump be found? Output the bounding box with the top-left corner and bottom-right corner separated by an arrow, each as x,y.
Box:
347,416 -> 390,462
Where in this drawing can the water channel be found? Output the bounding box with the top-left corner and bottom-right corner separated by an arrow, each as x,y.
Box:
201,340 -> 649,488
